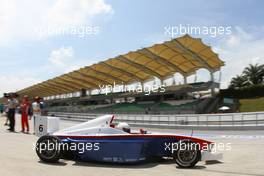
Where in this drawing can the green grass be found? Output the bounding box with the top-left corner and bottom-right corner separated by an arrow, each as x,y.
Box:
239,97 -> 264,112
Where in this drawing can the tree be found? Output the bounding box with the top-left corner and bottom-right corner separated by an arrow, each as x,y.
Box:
229,63 -> 264,89
243,64 -> 264,85
229,75 -> 249,89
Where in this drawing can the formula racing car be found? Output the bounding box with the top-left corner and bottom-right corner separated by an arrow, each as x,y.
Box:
35,115 -> 222,168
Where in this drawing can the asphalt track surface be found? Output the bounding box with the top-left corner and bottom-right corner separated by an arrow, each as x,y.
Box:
0,114 -> 264,176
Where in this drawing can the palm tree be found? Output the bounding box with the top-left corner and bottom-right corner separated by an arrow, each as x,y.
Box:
243,64 -> 264,85
229,74 -> 249,89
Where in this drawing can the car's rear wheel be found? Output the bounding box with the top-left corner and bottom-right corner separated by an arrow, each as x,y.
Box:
173,141 -> 201,168
35,135 -> 62,163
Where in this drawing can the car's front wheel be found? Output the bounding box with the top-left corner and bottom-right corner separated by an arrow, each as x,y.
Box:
35,135 -> 62,163
173,141 -> 201,168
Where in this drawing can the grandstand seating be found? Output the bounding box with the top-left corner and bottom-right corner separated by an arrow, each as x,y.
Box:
45,81 -> 220,114
47,98 -> 212,114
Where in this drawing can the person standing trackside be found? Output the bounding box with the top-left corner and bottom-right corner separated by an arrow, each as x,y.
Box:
21,95 -> 30,133
0,104 -> 4,114
7,93 -> 18,132
3,93 -> 10,126
32,96 -> 41,133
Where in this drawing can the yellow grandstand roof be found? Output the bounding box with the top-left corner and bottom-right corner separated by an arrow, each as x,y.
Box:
16,35 -> 224,98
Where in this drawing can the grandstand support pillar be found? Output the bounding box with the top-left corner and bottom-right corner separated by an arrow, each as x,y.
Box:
184,76 -> 187,85
218,69 -> 222,88
194,72 -> 197,83
140,82 -> 144,90
173,73 -> 178,85
81,89 -> 87,97
172,76 -> 176,85
87,89 -> 92,96
160,79 -> 164,86
210,71 -> 214,82
210,71 -> 215,96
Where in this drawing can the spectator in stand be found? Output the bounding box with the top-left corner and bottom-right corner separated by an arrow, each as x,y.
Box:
20,95 -> 30,133
7,93 -> 19,132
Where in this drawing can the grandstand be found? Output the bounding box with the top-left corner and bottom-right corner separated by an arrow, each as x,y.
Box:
47,81 -> 220,114
7,35 -> 225,114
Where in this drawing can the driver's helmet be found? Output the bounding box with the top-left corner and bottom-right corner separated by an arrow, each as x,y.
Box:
116,122 -> 130,133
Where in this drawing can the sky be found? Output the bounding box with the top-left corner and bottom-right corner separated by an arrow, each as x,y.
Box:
0,0 -> 264,95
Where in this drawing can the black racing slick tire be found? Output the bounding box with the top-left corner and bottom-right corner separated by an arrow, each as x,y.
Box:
35,135 -> 62,163
173,141 -> 201,168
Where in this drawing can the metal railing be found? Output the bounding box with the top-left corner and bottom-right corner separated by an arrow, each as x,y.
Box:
47,111 -> 264,130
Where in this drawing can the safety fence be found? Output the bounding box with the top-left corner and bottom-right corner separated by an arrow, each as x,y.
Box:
47,111 -> 264,130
